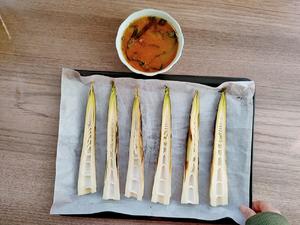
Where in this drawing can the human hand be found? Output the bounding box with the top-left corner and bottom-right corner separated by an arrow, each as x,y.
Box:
240,200 -> 281,220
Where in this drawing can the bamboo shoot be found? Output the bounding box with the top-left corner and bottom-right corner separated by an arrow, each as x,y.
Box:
77,82 -> 97,196
209,91 -> 228,207
125,90 -> 144,200
103,82 -> 120,200
181,91 -> 200,204
151,87 -> 172,205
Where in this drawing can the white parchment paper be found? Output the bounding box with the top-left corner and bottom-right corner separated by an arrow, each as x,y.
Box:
51,68 -> 255,225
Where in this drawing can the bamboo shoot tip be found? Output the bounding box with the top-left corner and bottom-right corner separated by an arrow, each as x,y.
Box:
135,88 -> 139,97
164,86 -> 170,95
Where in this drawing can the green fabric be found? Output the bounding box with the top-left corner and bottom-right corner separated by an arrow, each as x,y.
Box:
246,212 -> 290,225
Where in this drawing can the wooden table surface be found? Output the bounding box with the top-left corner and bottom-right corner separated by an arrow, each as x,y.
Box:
1,1 -> 300,225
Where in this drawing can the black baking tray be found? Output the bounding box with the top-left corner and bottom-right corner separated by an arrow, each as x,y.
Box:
73,70 -> 255,224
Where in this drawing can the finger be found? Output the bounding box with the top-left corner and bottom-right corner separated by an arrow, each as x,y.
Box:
240,205 -> 256,219
252,200 -> 281,214
252,200 -> 269,212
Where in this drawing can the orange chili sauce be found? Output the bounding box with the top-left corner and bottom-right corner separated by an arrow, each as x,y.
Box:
121,16 -> 178,72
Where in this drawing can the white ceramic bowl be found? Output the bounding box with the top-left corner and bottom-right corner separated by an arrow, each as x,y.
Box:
115,9 -> 184,76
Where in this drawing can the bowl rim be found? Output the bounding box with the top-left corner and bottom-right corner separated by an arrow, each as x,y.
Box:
115,8 -> 184,76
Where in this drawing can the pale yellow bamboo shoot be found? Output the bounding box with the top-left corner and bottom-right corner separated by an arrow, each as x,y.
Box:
77,82 -> 97,196
103,82 -> 120,200
151,87 -> 172,205
181,91 -> 200,204
209,91 -> 228,206
125,90 -> 144,200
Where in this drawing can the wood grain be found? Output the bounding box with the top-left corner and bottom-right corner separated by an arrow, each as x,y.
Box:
0,1 -> 300,225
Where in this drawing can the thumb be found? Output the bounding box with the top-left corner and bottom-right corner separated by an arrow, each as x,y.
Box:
240,205 -> 256,220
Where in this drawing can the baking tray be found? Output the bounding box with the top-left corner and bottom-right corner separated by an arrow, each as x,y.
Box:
72,70 -> 255,224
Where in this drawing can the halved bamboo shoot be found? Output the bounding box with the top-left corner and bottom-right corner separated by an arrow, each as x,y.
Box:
103,82 -> 120,200
209,91 -> 228,206
78,82 -> 97,196
125,90 -> 144,200
181,91 -> 200,204
151,87 -> 172,205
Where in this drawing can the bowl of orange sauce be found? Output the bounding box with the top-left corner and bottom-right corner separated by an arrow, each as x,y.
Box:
116,9 -> 184,76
